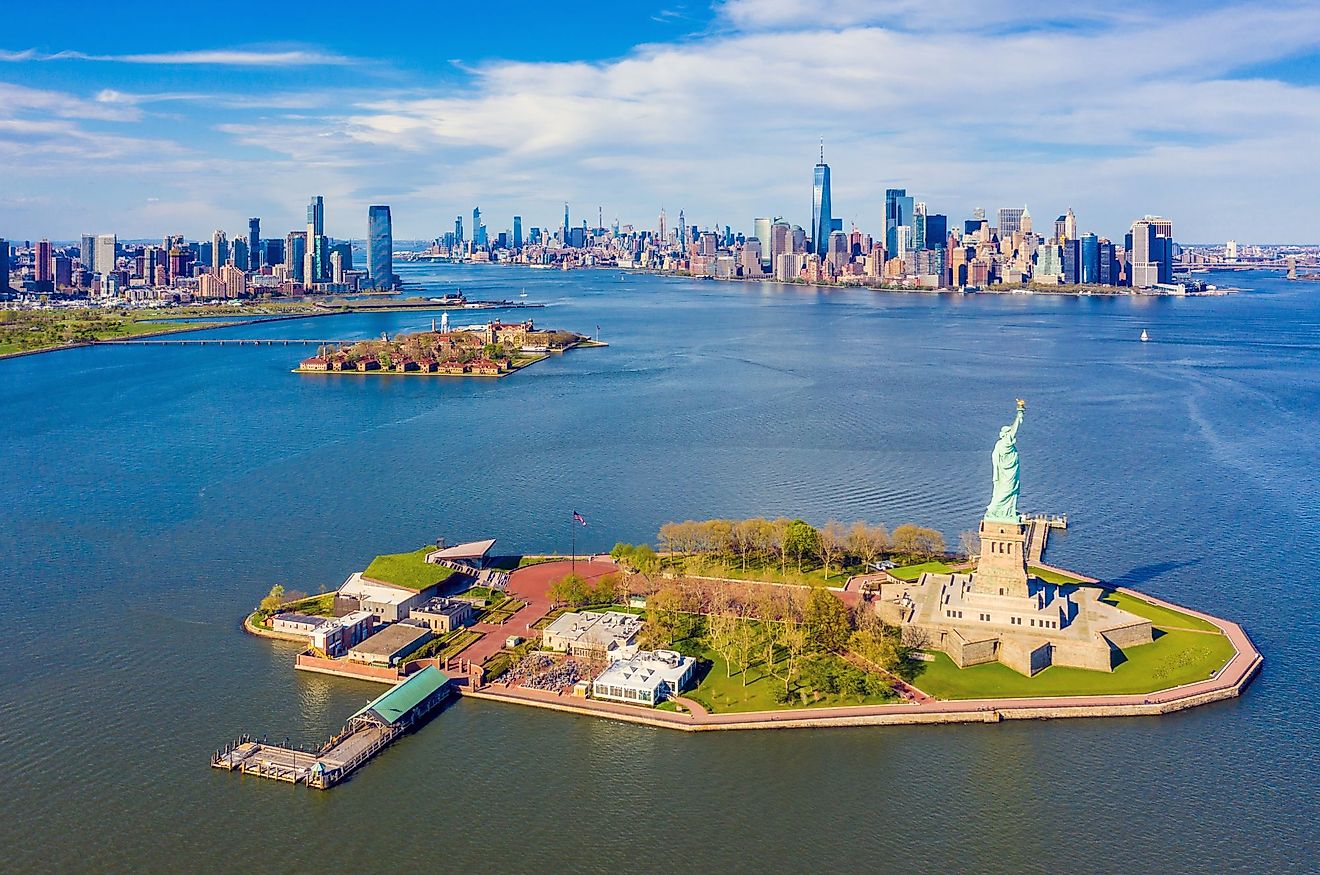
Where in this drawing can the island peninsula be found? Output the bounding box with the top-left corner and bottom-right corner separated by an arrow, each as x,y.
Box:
217,402 -> 1261,789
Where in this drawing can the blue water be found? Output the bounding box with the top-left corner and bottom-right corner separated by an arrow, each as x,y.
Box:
0,265 -> 1316,873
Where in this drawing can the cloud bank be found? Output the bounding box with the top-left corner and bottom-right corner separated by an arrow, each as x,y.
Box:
1,2 -> 1318,242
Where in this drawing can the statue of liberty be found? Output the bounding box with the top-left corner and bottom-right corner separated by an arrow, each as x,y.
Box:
985,399 -> 1025,523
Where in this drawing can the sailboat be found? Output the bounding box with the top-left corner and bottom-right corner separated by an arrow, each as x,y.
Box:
519,288 -> 528,298
1140,329 -> 1150,342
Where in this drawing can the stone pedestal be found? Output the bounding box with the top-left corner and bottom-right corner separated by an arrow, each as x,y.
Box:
974,519 -> 1030,598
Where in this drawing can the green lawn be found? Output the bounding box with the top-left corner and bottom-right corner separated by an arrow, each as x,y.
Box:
1029,566 -> 1085,584
1097,589 -> 1220,632
363,546 -> 455,591
912,627 -> 1236,699
684,643 -> 897,713
888,561 -> 955,582
283,592 -> 335,617
668,556 -> 855,587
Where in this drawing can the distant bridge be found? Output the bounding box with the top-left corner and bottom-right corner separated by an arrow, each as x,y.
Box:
95,338 -> 354,346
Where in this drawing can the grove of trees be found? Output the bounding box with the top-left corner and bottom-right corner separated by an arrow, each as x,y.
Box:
655,517 -> 947,577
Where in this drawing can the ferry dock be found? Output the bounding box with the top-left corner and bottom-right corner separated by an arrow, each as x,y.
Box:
211,665 -> 452,790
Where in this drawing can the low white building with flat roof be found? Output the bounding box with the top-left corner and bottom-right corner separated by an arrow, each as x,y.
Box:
309,609 -> 377,657
541,611 -> 644,659
592,649 -> 696,707
336,572 -> 432,622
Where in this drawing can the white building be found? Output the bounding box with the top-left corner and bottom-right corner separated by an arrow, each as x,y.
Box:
310,609 -> 377,657
272,612 -> 328,636
337,572 -> 433,622
592,649 -> 696,707
541,611 -> 644,659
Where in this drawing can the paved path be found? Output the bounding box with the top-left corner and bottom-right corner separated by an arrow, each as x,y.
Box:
461,586 -> 1261,730
451,558 -> 619,666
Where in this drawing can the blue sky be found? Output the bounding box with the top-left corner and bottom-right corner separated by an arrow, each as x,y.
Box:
3,0 -> 1320,243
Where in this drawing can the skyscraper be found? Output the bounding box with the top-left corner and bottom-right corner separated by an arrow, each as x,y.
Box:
811,145 -> 833,258
0,239 -> 10,292
212,230 -> 229,271
306,196 -> 326,284
80,234 -> 96,272
513,216 -> 523,249
1064,208 -> 1077,242
230,237 -> 248,272
753,217 -> 772,267
367,205 -> 395,289
248,218 -> 261,271
307,196 -> 325,237
35,240 -> 53,283
95,234 -> 117,277
455,215 -> 464,244
563,203 -> 570,243
1130,219 -> 1159,288
997,207 -> 1025,236
677,210 -> 686,246
925,214 -> 947,251
1081,233 -> 1099,284
885,189 -> 913,257
286,231 -> 307,283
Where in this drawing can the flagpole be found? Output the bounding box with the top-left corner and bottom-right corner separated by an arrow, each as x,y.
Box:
571,518 -> 576,574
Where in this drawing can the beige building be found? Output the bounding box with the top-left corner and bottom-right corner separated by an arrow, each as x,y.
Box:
541,611 -> 644,660
409,597 -> 476,634
878,520 -> 1152,676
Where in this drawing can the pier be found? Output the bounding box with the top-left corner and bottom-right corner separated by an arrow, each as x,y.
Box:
211,665 -> 451,790
96,338 -> 354,346
1025,513 -> 1067,564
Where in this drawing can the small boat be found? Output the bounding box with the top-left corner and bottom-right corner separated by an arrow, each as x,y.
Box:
519,289 -> 528,298
1140,329 -> 1150,342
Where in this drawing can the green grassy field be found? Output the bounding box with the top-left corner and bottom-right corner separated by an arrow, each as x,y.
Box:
363,546 -> 455,591
888,561 -> 955,582
1098,589 -> 1220,632
668,556 -> 855,587
1029,566 -> 1086,584
0,306 -> 251,354
684,643 -> 897,713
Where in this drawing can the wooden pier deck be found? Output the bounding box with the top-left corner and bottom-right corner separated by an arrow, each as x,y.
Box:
1025,513 -> 1068,564
211,665 -> 451,790
98,338 -> 352,346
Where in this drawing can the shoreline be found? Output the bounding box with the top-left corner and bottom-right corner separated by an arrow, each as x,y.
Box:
433,259 -> 1234,298
453,584 -> 1261,731
247,570 -> 1261,733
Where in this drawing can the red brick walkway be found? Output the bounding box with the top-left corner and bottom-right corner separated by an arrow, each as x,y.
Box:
451,558 -> 619,666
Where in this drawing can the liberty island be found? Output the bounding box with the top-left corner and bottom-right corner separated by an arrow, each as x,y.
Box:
220,396 -> 1259,789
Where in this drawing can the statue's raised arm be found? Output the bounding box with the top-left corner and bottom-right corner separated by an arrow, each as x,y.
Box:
1005,399 -> 1025,441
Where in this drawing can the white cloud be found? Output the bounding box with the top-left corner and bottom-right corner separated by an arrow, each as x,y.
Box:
3,3 -> 1320,241
0,47 -> 355,66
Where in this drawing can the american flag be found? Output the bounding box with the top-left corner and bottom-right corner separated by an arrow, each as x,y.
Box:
572,510 -> 587,526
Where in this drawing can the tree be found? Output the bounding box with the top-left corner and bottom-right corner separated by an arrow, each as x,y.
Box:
645,584 -> 684,647
730,620 -> 763,686
846,522 -> 889,571
804,588 -> 853,653
258,584 -> 286,615
815,520 -> 847,579
705,610 -> 740,678
549,573 -> 590,608
958,529 -> 981,567
892,524 -> 946,561
769,618 -> 809,695
783,520 -> 821,575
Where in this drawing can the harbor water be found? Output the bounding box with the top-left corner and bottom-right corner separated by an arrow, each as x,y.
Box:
0,266 -> 1316,873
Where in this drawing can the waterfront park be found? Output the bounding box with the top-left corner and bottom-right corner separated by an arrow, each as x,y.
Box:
223,403 -> 1260,788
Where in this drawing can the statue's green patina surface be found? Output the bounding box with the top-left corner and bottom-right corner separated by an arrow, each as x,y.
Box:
985,400 -> 1025,523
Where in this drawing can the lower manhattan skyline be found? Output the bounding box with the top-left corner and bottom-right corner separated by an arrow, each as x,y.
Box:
3,0 -> 1320,242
